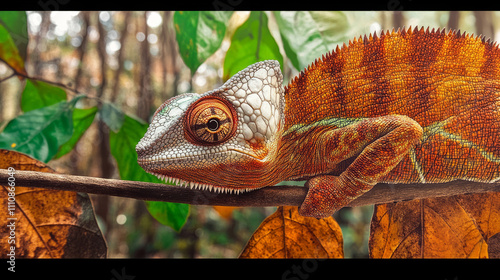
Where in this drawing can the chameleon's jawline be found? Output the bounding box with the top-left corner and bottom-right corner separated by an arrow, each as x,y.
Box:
150,171 -> 260,194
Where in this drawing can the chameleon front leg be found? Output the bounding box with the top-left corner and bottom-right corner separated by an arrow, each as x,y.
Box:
298,115 -> 423,218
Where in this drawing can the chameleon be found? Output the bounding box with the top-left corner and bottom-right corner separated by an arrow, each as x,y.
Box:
136,26 -> 500,218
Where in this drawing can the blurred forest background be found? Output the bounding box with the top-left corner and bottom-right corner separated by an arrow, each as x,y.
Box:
0,11 -> 498,258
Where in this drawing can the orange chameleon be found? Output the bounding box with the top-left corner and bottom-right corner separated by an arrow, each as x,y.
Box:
136,26 -> 500,218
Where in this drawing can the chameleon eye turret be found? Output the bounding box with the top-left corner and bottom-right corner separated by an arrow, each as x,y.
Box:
183,96 -> 238,146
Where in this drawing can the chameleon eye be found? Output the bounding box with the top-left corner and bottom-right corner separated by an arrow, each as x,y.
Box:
184,96 -> 238,145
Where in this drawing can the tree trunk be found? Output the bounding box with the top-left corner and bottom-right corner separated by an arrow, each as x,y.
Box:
94,12 -> 114,229
110,11 -> 132,103
137,12 -> 152,121
474,11 -> 495,41
74,11 -> 90,91
392,11 -> 405,29
32,11 -> 51,77
447,11 -> 460,31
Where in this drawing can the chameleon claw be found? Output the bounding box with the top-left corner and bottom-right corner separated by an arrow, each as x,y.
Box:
298,175 -> 346,219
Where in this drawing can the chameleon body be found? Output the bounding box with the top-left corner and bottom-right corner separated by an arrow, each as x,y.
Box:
137,27 -> 500,218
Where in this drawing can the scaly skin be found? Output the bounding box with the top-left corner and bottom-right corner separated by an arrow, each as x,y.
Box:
136,26 -> 500,218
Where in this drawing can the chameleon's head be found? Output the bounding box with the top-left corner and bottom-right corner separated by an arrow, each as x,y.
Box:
136,60 -> 285,193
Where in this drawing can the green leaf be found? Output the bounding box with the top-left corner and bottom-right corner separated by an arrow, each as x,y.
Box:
21,79 -> 67,112
100,102 -> 125,133
145,201 -> 190,232
0,99 -> 81,162
109,114 -> 190,231
0,11 -> 28,62
223,11 -> 283,81
174,11 -> 233,74
0,23 -> 26,76
54,106 -> 98,159
273,11 -> 349,71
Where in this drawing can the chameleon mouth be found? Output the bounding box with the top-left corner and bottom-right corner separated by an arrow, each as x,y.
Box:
150,172 -> 254,194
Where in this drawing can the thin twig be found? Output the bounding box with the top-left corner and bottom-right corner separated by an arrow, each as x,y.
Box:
0,58 -> 102,103
1,169 -> 499,208
0,72 -> 15,83
0,57 -> 79,94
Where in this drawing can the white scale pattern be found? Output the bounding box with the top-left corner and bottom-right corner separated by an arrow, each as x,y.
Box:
223,61 -> 284,144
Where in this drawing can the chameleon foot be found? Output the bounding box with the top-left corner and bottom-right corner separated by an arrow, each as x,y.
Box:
298,175 -> 373,219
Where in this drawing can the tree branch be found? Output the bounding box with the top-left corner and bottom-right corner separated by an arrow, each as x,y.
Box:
1,169 -> 499,208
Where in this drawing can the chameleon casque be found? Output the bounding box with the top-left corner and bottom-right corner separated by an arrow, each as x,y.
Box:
136,26 -> 500,218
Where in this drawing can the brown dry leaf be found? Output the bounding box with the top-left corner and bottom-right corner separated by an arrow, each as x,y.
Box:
213,206 -> 238,220
0,149 -> 106,258
239,206 -> 343,258
488,233 -> 500,258
369,192 -> 500,258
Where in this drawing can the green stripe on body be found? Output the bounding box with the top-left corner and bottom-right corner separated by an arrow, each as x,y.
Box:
283,117 -> 364,136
